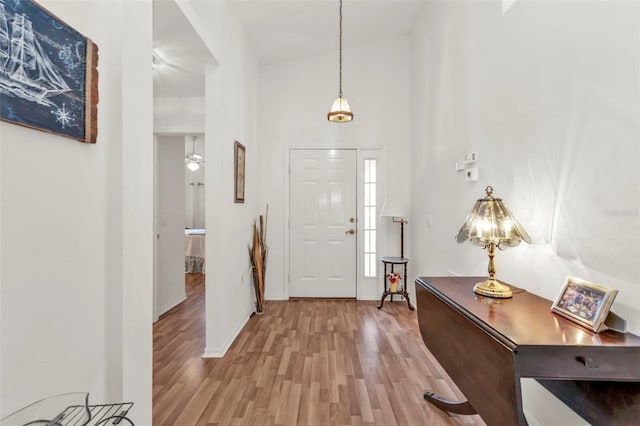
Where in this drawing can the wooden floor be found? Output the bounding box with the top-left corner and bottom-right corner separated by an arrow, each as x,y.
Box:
153,274 -> 485,426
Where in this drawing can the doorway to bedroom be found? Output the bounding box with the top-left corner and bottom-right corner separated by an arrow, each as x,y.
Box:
153,134 -> 206,321
184,135 -> 206,274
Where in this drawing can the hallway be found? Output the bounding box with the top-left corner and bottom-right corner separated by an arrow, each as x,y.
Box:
152,275 -> 484,425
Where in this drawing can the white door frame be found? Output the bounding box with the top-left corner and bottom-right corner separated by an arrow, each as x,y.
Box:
284,146 -> 387,301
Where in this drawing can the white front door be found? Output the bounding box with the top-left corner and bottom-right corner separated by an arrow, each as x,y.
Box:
289,149 -> 357,298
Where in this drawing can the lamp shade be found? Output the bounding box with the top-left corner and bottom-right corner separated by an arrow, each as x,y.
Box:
455,187 -> 531,247
380,198 -> 406,218
327,96 -> 353,123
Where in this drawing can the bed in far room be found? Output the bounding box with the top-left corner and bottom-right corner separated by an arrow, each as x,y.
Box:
185,229 -> 205,273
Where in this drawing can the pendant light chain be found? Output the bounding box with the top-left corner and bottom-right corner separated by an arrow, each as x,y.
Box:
338,0 -> 343,97
327,0 -> 353,122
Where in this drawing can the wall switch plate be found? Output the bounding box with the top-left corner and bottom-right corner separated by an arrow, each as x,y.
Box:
455,161 -> 465,171
465,152 -> 477,163
466,167 -> 479,182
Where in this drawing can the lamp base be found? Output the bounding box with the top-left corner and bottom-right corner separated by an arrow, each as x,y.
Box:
473,279 -> 513,299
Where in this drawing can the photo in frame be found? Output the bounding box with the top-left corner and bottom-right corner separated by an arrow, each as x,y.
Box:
551,276 -> 618,333
234,141 -> 245,203
0,0 -> 99,143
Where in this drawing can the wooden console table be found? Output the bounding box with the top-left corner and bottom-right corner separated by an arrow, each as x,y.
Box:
416,276 -> 640,426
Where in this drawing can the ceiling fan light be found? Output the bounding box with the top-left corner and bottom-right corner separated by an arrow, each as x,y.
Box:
185,136 -> 203,170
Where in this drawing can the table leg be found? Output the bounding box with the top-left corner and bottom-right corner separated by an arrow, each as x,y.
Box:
405,292 -> 415,311
423,391 -> 477,415
378,262 -> 389,309
377,292 -> 387,309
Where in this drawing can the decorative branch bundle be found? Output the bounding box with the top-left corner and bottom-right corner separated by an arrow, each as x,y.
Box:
248,205 -> 268,313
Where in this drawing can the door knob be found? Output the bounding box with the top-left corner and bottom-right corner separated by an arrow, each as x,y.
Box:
346,229 -> 355,235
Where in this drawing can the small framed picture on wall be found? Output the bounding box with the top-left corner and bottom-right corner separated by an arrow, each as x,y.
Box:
234,141 -> 246,203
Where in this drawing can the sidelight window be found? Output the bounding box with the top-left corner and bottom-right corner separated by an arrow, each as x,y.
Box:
363,159 -> 377,277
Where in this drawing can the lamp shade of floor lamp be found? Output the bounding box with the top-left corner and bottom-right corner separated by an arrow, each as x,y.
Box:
380,198 -> 408,258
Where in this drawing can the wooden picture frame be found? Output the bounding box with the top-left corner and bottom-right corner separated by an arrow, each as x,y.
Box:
551,276 -> 618,332
0,0 -> 99,143
234,141 -> 245,203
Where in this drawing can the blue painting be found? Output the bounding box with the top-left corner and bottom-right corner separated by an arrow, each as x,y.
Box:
0,0 -> 98,143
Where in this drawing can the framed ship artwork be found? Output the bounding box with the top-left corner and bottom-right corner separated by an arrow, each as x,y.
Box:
0,0 -> 98,143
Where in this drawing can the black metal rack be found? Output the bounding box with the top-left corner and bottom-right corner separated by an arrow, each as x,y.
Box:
0,393 -> 134,426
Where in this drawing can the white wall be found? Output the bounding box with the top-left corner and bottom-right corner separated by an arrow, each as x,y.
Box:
257,35 -> 411,301
176,1 -> 260,357
1,103 -> 109,412
155,136 -> 187,318
409,0 -> 639,424
0,0 -> 153,423
154,97 -> 205,134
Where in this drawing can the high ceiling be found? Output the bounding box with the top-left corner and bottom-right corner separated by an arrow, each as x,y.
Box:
153,0 -> 214,98
153,0 -> 426,98
228,0 -> 426,65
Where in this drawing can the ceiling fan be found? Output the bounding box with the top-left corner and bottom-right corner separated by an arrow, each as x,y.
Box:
185,136 -> 204,171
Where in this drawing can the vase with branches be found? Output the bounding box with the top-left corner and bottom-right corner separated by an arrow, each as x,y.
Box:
248,206 -> 268,313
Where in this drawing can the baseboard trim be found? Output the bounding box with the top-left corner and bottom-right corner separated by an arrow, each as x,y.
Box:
202,347 -> 226,358
202,307 -> 253,358
156,294 -> 187,319
357,296 -> 381,301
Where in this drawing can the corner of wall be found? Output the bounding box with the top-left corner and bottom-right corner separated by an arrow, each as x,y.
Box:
202,306 -> 254,358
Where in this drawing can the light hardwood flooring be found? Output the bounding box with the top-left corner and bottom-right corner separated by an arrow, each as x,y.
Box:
153,274 -> 485,426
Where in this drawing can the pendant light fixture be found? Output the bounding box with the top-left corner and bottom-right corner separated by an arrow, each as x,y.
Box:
327,0 -> 353,123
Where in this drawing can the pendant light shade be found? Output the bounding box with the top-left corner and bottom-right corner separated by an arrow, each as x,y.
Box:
328,96 -> 353,123
328,0 -> 353,123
